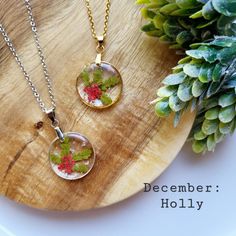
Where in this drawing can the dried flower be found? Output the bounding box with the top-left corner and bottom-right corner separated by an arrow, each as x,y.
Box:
84,83 -> 102,101
58,154 -> 75,174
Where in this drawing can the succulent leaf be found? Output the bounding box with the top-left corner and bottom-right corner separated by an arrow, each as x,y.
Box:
205,107 -> 220,120
169,94 -> 186,111
206,134 -> 216,151
155,98 -> 172,117
194,129 -> 208,140
219,120 -> 235,134
202,118 -> 219,135
183,63 -> 201,77
192,79 -> 207,97
177,80 -> 193,101
163,71 -> 187,85
192,139 -> 207,153
219,93 -> 236,107
212,0 -> 236,17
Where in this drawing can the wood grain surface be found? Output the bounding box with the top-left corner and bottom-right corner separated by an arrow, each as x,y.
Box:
0,0 -> 195,211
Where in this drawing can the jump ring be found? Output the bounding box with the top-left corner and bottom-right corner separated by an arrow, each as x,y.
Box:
96,45 -> 105,54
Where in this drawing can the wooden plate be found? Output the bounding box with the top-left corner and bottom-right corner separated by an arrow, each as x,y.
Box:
0,0 -> 195,210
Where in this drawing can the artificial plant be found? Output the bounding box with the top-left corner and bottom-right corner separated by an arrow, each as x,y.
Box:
137,0 -> 236,153
138,0 -> 236,49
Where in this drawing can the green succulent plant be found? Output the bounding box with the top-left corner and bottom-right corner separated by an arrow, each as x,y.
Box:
138,0 -> 236,153
155,36 -> 236,118
137,0 -> 236,49
154,35 -> 236,152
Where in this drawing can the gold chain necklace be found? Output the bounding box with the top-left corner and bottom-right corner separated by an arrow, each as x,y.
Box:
76,0 -> 123,109
85,0 -> 110,40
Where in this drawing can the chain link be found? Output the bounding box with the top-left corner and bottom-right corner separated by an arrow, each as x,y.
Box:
85,0 -> 111,42
0,0 -> 56,113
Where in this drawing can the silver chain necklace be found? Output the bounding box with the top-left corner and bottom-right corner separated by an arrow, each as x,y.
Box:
1,1 -> 55,113
0,0 -> 95,180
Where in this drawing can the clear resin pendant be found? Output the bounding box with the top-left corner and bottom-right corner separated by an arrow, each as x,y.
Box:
76,62 -> 122,109
49,132 -> 95,180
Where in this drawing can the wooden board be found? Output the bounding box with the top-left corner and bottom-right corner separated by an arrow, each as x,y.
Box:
0,0 -> 195,211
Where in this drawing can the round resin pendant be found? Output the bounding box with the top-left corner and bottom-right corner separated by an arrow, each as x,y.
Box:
77,62 -> 122,109
49,132 -> 95,180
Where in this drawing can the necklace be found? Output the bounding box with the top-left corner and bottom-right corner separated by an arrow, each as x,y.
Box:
0,0 -> 95,180
76,0 -> 123,109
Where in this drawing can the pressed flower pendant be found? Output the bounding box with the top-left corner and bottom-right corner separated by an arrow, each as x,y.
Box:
77,62 -> 122,109
49,132 -> 95,180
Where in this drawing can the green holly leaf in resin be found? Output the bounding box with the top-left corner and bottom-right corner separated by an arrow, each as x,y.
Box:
100,93 -> 113,105
50,154 -> 62,165
63,137 -> 70,144
73,163 -> 89,173
101,76 -> 120,91
81,70 -> 91,86
93,69 -> 103,85
60,137 -> 70,156
73,148 -> 92,161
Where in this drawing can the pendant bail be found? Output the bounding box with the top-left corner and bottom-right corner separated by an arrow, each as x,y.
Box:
95,35 -> 105,65
46,108 -> 65,142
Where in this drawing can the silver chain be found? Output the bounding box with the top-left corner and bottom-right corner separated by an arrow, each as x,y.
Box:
0,0 -> 56,113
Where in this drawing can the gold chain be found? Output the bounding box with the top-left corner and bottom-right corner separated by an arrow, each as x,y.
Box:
85,0 -> 111,42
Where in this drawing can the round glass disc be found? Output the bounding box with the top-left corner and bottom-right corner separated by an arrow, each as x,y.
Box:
76,62 -> 122,109
49,132 -> 95,180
